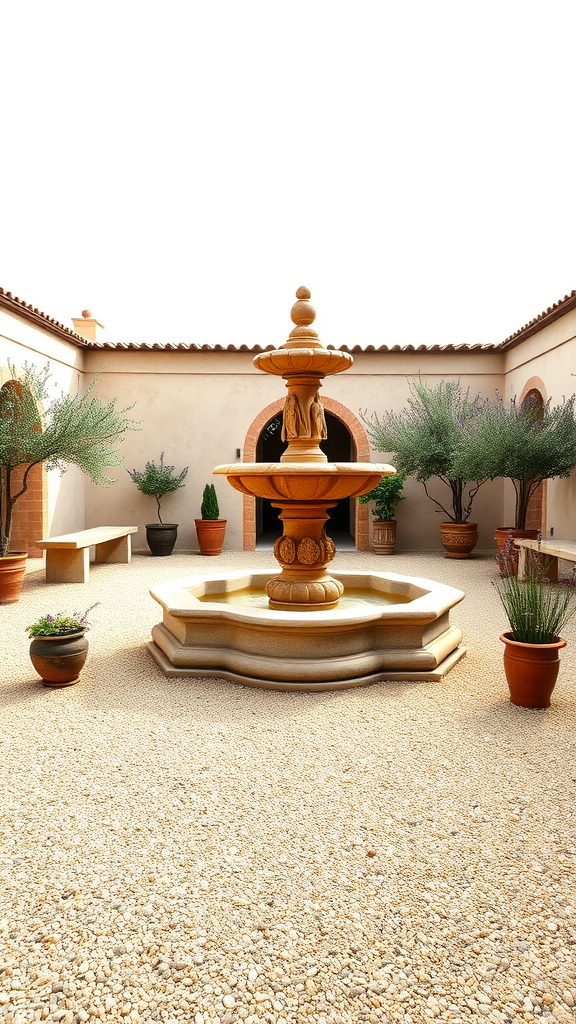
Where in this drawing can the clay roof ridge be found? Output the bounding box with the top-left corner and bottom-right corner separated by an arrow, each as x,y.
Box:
0,287 -> 89,346
500,288 -> 576,348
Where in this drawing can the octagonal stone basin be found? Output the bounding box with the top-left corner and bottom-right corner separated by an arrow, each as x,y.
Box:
148,570 -> 466,692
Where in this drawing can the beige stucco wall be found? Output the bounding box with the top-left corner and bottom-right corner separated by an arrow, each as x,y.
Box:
4,300 -> 575,553
82,347 -> 508,552
0,311 -> 86,542
503,308 -> 576,538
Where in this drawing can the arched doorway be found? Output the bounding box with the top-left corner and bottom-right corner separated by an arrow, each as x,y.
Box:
0,378 -> 46,558
256,410 -> 355,548
242,396 -> 371,551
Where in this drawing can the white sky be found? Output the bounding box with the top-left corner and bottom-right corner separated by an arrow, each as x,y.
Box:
1,0 -> 575,349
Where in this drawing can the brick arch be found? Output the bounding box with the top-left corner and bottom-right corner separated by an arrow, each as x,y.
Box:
519,376 -> 548,404
520,381 -> 547,534
0,376 -> 47,557
241,396 -> 372,550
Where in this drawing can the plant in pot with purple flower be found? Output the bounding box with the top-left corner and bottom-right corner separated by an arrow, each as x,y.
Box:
26,603 -> 99,688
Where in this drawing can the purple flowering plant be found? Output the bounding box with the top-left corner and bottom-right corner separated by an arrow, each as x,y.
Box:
25,603 -> 99,638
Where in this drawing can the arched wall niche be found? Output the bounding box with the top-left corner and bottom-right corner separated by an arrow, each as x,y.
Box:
0,372 -> 47,557
520,381 -> 546,534
241,396 -> 372,551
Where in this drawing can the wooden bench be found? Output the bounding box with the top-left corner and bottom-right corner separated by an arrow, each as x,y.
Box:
515,537 -> 576,584
37,527 -> 138,583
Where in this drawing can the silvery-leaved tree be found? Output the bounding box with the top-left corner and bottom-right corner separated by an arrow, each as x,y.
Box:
454,392 -> 576,530
0,361 -> 139,557
362,378 -> 488,524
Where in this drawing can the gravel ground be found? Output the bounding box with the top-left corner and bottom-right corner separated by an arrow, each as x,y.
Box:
1,549 -> 575,1024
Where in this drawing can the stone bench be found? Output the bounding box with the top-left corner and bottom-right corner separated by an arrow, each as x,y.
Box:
515,537 -> 576,584
37,526 -> 138,583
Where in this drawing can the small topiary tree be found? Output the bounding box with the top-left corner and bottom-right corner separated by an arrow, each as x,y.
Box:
201,483 -> 220,520
127,453 -> 188,524
0,361 -> 138,557
358,473 -> 406,521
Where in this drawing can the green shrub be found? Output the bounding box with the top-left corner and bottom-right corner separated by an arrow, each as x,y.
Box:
201,483 -> 220,520
358,473 -> 406,521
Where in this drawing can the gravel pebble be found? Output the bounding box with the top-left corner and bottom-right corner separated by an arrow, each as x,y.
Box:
1,550 -> 575,1023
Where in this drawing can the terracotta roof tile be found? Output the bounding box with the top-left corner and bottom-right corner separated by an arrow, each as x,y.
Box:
500,289 -> 576,348
0,288 -> 89,346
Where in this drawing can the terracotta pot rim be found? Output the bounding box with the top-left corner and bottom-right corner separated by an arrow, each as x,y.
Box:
0,551 -> 28,559
194,519 -> 227,526
499,631 -> 566,651
373,518 -> 396,524
439,522 -> 478,528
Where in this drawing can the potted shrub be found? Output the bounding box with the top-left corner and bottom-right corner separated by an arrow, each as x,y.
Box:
25,603 -> 98,688
0,361 -> 137,603
362,379 -> 487,557
128,453 -> 188,556
357,473 -> 406,553
459,392 -> 576,569
195,484 -> 227,555
494,537 -> 576,708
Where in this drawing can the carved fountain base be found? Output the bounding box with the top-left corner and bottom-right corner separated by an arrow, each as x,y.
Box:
148,569 -> 466,691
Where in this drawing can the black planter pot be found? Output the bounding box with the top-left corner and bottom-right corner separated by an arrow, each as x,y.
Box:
146,524 -> 178,556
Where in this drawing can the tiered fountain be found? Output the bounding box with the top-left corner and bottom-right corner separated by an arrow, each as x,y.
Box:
148,288 -> 465,690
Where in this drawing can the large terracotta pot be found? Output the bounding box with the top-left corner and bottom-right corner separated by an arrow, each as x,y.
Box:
0,552 -> 28,604
195,519 -> 227,556
146,523 -> 178,556
495,528 -> 539,575
439,522 -> 478,559
500,631 -> 566,708
29,630 -> 89,688
372,520 -> 397,554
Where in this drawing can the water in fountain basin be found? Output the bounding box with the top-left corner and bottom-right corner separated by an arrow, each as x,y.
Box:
196,585 -> 412,610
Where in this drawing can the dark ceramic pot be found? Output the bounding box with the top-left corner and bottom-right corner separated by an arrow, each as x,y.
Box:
30,629 -> 89,688
146,524 -> 178,556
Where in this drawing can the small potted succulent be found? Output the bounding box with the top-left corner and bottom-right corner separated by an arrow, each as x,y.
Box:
195,484 -> 227,555
128,453 -> 188,556
357,473 -> 406,554
495,537 -> 576,708
25,604 -> 99,688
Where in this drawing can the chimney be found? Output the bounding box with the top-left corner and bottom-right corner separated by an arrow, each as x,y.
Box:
71,308 -> 105,343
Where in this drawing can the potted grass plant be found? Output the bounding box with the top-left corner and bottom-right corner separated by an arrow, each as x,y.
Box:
357,473 -> 406,553
362,379 -> 487,558
25,603 -> 99,688
128,453 -> 188,556
495,536 -> 576,708
195,483 -> 227,555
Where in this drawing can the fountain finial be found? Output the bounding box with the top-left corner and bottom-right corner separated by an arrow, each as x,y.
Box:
287,286 -> 319,346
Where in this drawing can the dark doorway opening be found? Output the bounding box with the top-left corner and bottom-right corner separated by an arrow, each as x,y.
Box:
255,410 -> 356,549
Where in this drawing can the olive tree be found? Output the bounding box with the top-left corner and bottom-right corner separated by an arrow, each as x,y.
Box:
0,361 -> 138,556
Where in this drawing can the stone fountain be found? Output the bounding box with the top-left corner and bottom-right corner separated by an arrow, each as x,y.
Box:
148,288 -> 465,690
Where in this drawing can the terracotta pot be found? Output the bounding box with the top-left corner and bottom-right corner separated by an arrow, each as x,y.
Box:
195,519 -> 227,556
495,528 -> 539,575
29,630 -> 89,688
0,552 -> 28,604
372,520 -> 397,554
146,523 -> 178,556
439,522 -> 478,559
500,631 -> 566,708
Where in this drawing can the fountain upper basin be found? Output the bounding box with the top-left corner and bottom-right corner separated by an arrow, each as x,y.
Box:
214,462 -> 394,500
